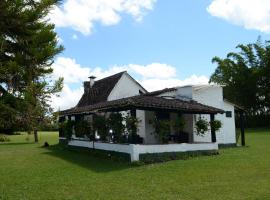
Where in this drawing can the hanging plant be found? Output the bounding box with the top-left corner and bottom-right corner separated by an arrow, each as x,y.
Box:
153,118 -> 171,144
93,115 -> 109,141
195,118 -> 209,136
210,120 -> 222,132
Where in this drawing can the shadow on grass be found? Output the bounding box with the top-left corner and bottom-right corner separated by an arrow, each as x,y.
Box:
0,142 -> 35,146
43,144 -> 133,173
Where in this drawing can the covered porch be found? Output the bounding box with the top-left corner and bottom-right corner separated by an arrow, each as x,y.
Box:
59,95 -> 224,161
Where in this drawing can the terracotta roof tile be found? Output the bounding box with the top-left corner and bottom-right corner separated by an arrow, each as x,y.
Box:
60,95 -> 224,116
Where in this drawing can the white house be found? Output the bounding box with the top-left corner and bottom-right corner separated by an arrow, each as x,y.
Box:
152,85 -> 238,146
59,71 -> 245,161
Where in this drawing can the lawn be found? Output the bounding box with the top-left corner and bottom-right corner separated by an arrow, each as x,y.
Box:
0,130 -> 270,200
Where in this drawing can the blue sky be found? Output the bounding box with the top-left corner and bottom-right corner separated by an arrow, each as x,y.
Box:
50,0 -> 270,109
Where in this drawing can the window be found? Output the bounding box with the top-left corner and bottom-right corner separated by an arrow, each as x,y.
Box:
139,90 -> 144,94
225,111 -> 232,118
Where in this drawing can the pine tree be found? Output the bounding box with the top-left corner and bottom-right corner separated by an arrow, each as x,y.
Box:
0,0 -> 64,137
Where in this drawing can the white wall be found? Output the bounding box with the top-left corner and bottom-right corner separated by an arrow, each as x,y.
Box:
136,110 -> 146,139
69,140 -> 132,153
182,114 -> 194,142
132,142 -> 218,161
176,86 -> 193,98
68,140 -> 218,161
221,102 -> 236,144
192,86 -> 236,144
106,73 -> 148,142
108,73 -> 146,101
144,111 -> 158,144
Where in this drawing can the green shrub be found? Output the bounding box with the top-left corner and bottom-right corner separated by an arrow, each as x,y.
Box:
93,115 -> 109,141
74,120 -> 93,138
153,118 -> 171,144
130,161 -> 144,166
173,115 -> 185,133
0,135 -> 10,142
59,120 -> 74,140
108,113 -> 125,143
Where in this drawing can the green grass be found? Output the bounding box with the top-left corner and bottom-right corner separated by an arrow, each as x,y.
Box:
1,130 -> 270,200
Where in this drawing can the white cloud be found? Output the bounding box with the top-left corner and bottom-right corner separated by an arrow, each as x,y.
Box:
141,75 -> 209,92
50,57 -> 127,110
51,84 -> 84,110
50,57 -> 209,110
52,57 -> 127,83
52,57 -> 90,83
49,0 -> 156,35
207,0 -> 270,33
128,63 -> 176,79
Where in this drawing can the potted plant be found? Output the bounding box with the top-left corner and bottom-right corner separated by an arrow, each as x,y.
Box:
195,118 -> 209,136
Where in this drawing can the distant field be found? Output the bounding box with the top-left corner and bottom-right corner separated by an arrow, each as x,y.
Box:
0,131 -> 59,144
0,130 -> 270,200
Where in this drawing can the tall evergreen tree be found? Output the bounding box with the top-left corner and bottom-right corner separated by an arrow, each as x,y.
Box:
0,0 -> 63,135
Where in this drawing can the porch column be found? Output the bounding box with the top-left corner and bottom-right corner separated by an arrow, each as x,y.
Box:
130,109 -> 136,117
240,111 -> 245,146
210,114 -> 216,143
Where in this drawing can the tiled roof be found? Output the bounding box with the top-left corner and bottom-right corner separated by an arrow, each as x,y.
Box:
76,71 -> 125,107
60,95 -> 224,116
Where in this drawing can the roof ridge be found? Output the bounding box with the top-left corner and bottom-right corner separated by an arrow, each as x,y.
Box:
94,71 -> 126,83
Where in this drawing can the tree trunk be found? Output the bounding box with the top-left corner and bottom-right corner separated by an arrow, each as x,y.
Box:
34,128 -> 38,143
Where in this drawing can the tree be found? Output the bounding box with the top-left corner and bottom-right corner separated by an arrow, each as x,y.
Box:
0,0 -> 63,138
210,38 -> 270,117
